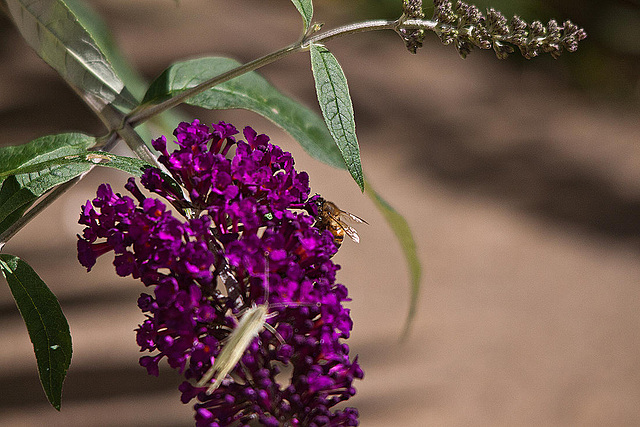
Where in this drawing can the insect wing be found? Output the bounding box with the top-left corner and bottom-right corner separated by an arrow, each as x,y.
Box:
340,221 -> 361,243
197,304 -> 269,394
341,210 -> 368,225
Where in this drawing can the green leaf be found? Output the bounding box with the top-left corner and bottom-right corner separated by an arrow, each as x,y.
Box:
142,56 -> 345,169
62,0 -> 146,101
290,0 -> 313,31
0,151 -> 156,203
0,162 -> 93,227
3,151 -> 153,179
4,0 -> 138,111
0,133 -> 95,186
60,0 -> 185,140
309,44 -> 364,191
0,133 -> 96,232
366,179 -> 421,339
0,176 -> 35,235
70,152 -> 151,176
0,254 -> 72,410
0,147 -> 167,233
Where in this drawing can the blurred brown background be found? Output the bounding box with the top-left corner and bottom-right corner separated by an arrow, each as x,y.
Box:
1,0 -> 640,425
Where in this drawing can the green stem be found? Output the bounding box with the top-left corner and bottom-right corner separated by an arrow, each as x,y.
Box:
399,18 -> 438,31
303,19 -> 399,45
118,122 -> 163,168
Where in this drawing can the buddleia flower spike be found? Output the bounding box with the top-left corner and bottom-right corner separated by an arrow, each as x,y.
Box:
78,120 -> 363,426
431,0 -> 587,59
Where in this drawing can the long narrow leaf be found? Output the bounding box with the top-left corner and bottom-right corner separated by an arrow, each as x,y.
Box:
61,0 -> 184,139
0,133 -> 96,232
309,44 -> 364,191
0,149 -> 177,230
0,187 -> 40,232
62,0 -> 146,101
290,0 -> 313,32
0,133 -> 95,186
5,0 -> 137,111
0,149 -> 161,222
0,162 -> 92,226
0,176 -> 35,235
142,56 -> 345,169
0,255 -> 72,410
0,131 -> 157,233
366,179 -> 422,339
2,151 -> 152,179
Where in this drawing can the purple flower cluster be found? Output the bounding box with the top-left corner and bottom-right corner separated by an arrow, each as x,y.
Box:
77,120 -> 363,426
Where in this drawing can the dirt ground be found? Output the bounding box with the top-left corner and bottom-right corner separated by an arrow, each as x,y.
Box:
1,1 -> 640,426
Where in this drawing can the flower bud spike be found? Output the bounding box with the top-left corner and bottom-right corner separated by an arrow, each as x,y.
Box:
431,0 -> 586,59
